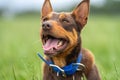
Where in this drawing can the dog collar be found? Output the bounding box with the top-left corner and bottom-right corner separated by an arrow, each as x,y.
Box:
37,52 -> 85,77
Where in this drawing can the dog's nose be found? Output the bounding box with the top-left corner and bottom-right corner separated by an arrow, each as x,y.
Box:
42,22 -> 52,31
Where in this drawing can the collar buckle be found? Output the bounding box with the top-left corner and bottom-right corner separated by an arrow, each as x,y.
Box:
72,63 -> 85,71
50,64 -> 66,77
57,71 -> 66,77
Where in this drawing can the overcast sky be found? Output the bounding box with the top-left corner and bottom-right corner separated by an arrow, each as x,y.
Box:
0,0 -> 106,17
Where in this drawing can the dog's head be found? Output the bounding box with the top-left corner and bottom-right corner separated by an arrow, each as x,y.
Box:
40,0 -> 90,57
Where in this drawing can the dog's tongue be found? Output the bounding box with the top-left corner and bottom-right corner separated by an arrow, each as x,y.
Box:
43,38 -> 59,51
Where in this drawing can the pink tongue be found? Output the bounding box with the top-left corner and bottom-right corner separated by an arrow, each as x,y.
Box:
43,38 -> 59,51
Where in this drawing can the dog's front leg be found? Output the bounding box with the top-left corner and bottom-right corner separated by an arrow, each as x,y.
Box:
87,64 -> 101,80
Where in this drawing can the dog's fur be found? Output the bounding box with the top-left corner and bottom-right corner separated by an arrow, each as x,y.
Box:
40,0 -> 101,80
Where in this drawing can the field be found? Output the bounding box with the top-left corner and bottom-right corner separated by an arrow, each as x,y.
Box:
0,14 -> 120,80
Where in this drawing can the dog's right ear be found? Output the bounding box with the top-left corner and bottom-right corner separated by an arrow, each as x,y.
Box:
42,0 -> 53,18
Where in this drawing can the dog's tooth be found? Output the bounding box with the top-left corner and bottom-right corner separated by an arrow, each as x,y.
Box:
57,41 -> 63,47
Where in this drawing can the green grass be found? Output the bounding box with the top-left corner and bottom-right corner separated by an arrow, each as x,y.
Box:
0,14 -> 120,80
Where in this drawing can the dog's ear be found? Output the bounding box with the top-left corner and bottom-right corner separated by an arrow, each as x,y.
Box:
72,0 -> 90,28
42,0 -> 53,18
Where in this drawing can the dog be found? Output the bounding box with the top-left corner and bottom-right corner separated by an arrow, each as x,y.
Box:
40,0 -> 101,80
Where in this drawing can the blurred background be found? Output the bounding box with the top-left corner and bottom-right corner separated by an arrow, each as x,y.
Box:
0,0 -> 120,18
0,0 -> 120,80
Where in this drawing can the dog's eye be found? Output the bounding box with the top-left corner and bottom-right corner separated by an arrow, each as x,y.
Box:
61,18 -> 69,23
43,17 -> 48,22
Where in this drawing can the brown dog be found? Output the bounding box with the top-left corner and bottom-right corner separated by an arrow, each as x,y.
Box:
40,0 -> 101,80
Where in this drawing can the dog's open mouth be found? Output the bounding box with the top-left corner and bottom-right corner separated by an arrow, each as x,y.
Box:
42,35 -> 68,56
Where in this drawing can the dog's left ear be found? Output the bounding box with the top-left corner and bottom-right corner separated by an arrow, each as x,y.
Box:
72,0 -> 90,28
42,0 -> 53,18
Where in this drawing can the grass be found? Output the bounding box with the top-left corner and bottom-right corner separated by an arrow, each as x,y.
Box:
0,14 -> 120,80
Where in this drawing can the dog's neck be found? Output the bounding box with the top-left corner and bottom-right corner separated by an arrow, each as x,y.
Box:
52,42 -> 81,67
52,56 -> 66,67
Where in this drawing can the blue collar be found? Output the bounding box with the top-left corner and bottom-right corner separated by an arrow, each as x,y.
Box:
37,52 -> 84,77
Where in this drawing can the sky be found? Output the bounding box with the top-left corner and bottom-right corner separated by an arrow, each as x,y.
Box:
0,0 -> 106,18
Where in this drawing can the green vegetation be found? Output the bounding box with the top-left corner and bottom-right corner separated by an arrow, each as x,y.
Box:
0,14 -> 120,80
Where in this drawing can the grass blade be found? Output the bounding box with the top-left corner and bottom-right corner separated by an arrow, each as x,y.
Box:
113,63 -> 119,80
12,66 -> 17,80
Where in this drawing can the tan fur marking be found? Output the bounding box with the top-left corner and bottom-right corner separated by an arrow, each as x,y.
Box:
47,13 -> 53,19
50,21 -> 78,67
59,13 -> 66,19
